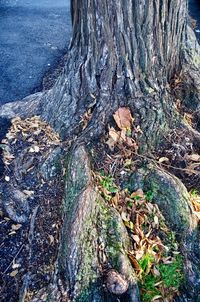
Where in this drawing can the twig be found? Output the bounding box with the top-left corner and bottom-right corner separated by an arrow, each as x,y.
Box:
130,151 -> 200,175
3,244 -> 24,274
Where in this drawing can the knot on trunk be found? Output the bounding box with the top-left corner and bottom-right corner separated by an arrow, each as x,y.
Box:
105,269 -> 129,295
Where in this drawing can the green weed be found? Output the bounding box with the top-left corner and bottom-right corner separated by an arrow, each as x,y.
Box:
99,173 -> 119,194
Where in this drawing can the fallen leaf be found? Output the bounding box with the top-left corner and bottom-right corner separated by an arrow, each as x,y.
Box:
11,224 -> 22,231
9,231 -> 16,235
121,211 -> 130,222
106,127 -> 121,150
109,127 -> 120,142
154,216 -> 159,225
10,270 -> 19,277
152,295 -> 163,301
132,234 -> 140,244
12,263 -> 21,269
152,267 -> 160,277
113,107 -> 133,130
135,250 -> 144,260
5,176 -> 10,182
48,235 -> 54,245
159,157 -> 169,163
29,146 -> 40,153
186,154 -> 200,162
128,254 -> 142,272
23,190 -> 34,196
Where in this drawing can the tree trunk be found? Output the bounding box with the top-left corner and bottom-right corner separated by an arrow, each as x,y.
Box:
0,1 -> 200,302
39,0 -> 187,146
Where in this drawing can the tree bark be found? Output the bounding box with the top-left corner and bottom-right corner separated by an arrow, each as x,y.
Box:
38,0 -> 188,146
0,1 -> 200,302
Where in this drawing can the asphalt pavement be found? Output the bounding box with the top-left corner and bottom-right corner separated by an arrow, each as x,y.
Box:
0,1 -> 199,105
189,0 -> 200,42
0,0 -> 71,104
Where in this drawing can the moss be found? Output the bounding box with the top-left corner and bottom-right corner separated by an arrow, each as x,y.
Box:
143,168 -> 192,236
139,255 -> 184,302
139,274 -> 160,302
158,255 -> 184,288
74,282 -> 103,302
96,198 -> 135,278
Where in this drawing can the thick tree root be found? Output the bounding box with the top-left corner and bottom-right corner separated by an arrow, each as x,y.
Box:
129,165 -> 200,301
26,145 -> 140,302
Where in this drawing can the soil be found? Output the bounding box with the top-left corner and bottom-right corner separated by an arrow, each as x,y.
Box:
0,117 -> 65,302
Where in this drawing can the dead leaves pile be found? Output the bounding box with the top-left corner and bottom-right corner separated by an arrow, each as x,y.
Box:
95,173 -> 183,301
1,116 -> 60,166
106,107 -> 140,151
190,191 -> 200,222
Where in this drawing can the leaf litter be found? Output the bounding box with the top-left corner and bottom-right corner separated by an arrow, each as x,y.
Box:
93,107 -> 186,302
0,116 -> 64,302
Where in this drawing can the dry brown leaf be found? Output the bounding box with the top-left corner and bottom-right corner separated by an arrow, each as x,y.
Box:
152,267 -> 160,277
48,235 -> 54,245
113,107 -> 133,130
29,146 -> 40,153
106,127 -> 121,150
23,190 -> 34,196
121,211 -> 130,222
132,234 -> 140,244
10,270 -> 19,277
11,224 -> 22,231
154,216 -> 159,225
12,263 -> 21,269
192,199 -> 200,212
130,189 -> 144,199
151,295 -> 163,301
135,250 -> 144,260
159,157 -> 169,163
186,153 -> 200,162
128,254 -> 142,272
5,176 -> 10,182
185,163 -> 200,175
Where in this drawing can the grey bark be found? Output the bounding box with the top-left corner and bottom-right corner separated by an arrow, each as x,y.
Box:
0,1 -> 200,302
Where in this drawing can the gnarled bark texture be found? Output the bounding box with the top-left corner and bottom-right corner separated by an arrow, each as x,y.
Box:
39,0 -> 188,146
0,1 -> 200,302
